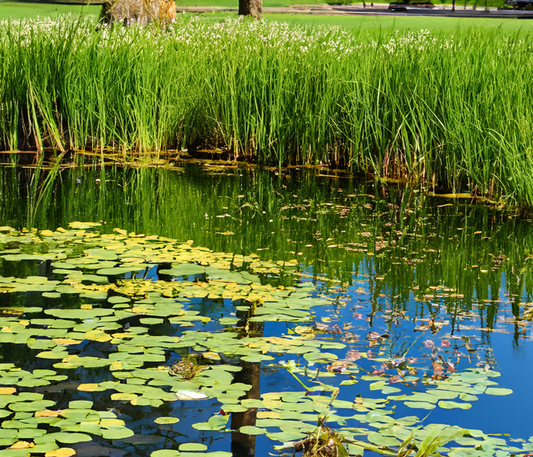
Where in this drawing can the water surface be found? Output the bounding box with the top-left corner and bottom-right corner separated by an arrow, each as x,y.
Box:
0,162 -> 531,457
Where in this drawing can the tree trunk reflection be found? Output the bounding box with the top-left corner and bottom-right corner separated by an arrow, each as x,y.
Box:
231,317 -> 263,457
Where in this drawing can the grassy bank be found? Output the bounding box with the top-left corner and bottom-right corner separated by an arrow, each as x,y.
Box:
2,2 -> 532,31
2,16 -> 533,205
173,0 -> 508,7
269,13 -> 533,32
0,1 -> 101,19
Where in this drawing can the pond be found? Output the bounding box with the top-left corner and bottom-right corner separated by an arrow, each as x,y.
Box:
0,158 -> 531,457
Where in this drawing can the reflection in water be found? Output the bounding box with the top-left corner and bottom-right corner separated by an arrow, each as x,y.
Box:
231,311 -> 264,457
231,360 -> 260,457
0,160 -> 532,450
1,163 -> 533,331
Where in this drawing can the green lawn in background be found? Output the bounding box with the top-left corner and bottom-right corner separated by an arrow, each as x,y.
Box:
1,0 -> 508,8
266,13 -> 533,32
2,0 -> 532,34
0,1 -> 101,19
173,0 -> 507,6
179,10 -> 533,33
174,0 -> 348,6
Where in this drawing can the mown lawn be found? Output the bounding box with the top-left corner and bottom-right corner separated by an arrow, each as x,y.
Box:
173,0 -> 507,5
173,0 -> 508,6
267,13 -> 533,32
0,1 -> 101,19
174,0 -> 338,5
3,0 -> 532,34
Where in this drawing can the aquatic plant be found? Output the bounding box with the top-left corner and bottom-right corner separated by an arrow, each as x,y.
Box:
0,223 -> 531,457
2,16 -> 533,204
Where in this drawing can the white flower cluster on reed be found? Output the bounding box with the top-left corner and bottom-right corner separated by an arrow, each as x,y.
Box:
2,15 -> 533,206
0,15 -> 461,57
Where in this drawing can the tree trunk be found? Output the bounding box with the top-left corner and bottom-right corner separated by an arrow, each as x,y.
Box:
100,0 -> 176,26
238,0 -> 262,19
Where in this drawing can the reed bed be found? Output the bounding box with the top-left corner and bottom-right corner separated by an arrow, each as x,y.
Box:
1,16 -> 533,204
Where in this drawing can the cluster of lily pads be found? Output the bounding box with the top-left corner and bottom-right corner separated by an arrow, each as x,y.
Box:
0,223 -> 531,457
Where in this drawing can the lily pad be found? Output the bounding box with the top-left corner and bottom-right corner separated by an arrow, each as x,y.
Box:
438,401 -> 472,410
404,401 -> 436,410
151,451 -> 181,457
44,432 -> 93,444
179,443 -> 208,451
239,426 -> 266,435
155,417 -> 180,424
485,388 -> 513,396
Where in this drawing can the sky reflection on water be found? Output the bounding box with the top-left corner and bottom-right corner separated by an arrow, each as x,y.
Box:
0,162 -> 532,455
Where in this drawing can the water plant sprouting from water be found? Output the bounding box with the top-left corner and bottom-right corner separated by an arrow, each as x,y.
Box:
2,17 -> 533,205
0,223 -> 531,457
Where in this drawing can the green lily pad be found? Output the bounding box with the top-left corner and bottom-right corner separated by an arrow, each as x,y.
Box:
179,443 -> 208,451
101,427 -> 135,440
485,388 -> 513,396
8,400 -> 56,412
0,449 -> 34,457
68,401 -> 93,409
239,426 -> 266,435
155,417 -> 180,424
44,432 -> 93,443
45,309 -> 114,319
192,415 -> 229,431
368,432 -> 401,447
151,451 -> 181,457
404,401 -> 436,410
97,266 -> 143,276
438,401 -> 472,410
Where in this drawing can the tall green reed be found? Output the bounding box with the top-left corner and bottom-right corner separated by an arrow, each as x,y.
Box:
2,17 -> 533,204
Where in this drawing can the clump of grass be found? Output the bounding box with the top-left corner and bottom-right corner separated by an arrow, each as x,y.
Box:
2,16 -> 533,205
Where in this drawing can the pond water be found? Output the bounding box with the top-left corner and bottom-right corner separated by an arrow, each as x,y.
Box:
0,160 -> 532,457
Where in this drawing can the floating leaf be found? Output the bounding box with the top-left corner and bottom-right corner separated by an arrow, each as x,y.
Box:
43,292 -> 61,299
0,388 -> 16,395
101,427 -> 135,440
68,401 -> 93,409
459,393 -> 478,401
485,388 -> 513,396
239,426 -> 266,435
151,451 -> 181,457
0,222 -> 526,457
45,309 -> 114,320
100,419 -> 126,428
45,449 -> 76,457
155,417 -> 180,425
404,401 -> 436,410
85,330 -> 112,343
45,432 -> 92,444
77,384 -> 106,392
97,267 -> 142,276
69,222 -> 101,229
179,443 -> 208,451
9,441 -> 34,449
111,393 -> 138,402
438,401 -> 472,410
192,415 -> 229,431
367,432 -> 401,447
9,400 -> 56,412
